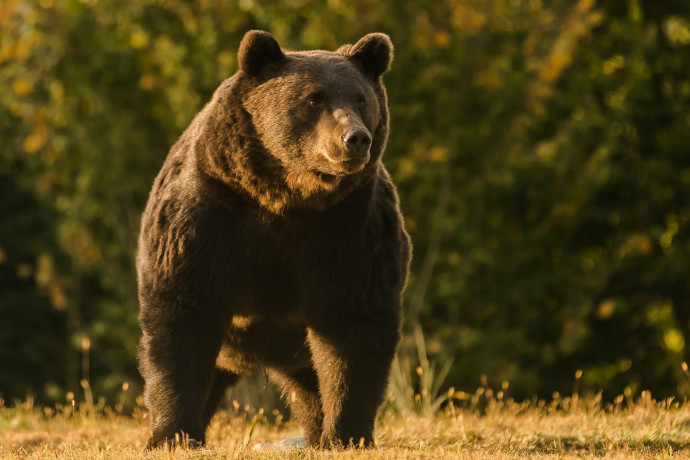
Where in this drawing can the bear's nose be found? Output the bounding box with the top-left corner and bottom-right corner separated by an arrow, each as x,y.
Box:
342,128 -> 372,157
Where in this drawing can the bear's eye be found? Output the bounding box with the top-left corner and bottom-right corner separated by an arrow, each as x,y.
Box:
307,94 -> 324,109
357,96 -> 366,107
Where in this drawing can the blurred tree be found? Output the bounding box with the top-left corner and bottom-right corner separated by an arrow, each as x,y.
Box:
389,0 -> 690,399
0,173 -> 70,403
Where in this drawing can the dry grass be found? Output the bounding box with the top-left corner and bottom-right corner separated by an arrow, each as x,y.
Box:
2,391 -> 690,459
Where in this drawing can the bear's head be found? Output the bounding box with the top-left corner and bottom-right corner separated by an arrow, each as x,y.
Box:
204,30 -> 393,213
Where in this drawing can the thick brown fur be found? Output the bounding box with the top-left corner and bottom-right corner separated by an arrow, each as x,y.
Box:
137,30 -> 411,449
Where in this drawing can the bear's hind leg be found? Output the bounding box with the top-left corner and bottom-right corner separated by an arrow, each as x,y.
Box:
202,369 -> 240,428
270,367 -> 324,447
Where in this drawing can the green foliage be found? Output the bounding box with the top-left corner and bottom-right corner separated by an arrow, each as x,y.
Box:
388,326 -> 453,417
392,0 -> 690,400
0,175 -> 69,403
2,0 -> 690,406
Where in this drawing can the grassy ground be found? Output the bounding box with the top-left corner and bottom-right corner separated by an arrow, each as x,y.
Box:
2,392 -> 690,459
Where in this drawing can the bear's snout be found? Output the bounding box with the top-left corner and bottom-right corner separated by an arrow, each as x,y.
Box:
342,128 -> 372,158
320,126 -> 372,174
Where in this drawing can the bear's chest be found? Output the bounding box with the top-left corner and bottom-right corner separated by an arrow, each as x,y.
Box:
215,207 -> 372,318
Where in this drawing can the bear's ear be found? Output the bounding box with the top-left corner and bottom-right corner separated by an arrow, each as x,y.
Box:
340,33 -> 393,79
238,30 -> 284,75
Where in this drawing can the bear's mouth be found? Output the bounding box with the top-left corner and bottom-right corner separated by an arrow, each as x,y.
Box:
339,158 -> 368,172
312,170 -> 339,184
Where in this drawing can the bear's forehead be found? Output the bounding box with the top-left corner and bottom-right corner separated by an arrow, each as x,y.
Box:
274,52 -> 370,92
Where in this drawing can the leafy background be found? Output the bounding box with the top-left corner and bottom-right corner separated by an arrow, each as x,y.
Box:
2,0 -> 690,408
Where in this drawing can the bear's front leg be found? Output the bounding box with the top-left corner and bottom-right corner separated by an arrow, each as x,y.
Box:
306,311 -> 401,449
139,300 -> 229,448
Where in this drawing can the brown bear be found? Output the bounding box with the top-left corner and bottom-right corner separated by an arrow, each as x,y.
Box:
136,30 -> 410,449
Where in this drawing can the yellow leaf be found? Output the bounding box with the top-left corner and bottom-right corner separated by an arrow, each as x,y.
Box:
475,70 -> 501,88
23,124 -> 47,154
139,73 -> 155,90
130,29 -> 149,49
664,329 -> 685,352
433,32 -> 451,49
603,55 -> 625,75
428,147 -> 447,163
540,52 -> 572,83
12,78 -> 32,95
596,299 -> 616,320
35,253 -> 54,287
49,284 -> 68,311
576,0 -> 594,13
